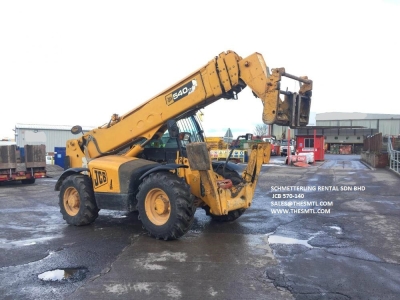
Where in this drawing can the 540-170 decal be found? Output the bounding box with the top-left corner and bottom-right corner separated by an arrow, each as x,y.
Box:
166,79 -> 197,105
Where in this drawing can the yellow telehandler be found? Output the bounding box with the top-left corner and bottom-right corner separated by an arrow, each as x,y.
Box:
55,50 -> 312,240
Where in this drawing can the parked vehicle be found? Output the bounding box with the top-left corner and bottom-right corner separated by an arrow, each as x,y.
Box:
280,139 -> 295,156
0,144 -> 47,184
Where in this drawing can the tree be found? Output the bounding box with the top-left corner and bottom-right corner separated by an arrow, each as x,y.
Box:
253,124 -> 269,137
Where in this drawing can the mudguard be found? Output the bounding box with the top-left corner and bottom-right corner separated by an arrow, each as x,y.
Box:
139,164 -> 188,180
55,168 -> 89,191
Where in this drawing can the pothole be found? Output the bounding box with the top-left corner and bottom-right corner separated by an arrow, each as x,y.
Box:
38,267 -> 88,282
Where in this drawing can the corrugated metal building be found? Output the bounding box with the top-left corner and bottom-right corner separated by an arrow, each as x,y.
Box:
14,124 -> 95,153
316,112 -> 400,136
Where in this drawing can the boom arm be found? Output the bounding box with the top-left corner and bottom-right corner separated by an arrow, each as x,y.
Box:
67,50 -> 312,164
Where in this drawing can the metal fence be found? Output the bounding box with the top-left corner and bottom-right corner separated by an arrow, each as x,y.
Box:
388,137 -> 400,175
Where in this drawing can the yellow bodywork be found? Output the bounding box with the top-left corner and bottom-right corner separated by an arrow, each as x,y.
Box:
87,156 -> 140,193
180,143 -> 271,215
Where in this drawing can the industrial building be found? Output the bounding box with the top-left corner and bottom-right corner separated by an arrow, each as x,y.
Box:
271,112 -> 400,154
315,112 -> 400,135
14,123 -> 95,154
315,112 -> 400,153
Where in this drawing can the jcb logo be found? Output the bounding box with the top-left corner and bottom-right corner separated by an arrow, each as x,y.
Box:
93,169 -> 108,188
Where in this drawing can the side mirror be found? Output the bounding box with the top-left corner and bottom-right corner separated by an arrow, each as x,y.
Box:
71,125 -> 83,135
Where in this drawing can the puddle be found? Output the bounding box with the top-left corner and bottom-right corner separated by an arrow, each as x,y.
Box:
101,210 -> 128,219
267,235 -> 314,248
113,215 -> 127,219
329,226 -> 343,234
308,178 -> 319,182
38,267 -> 88,282
0,235 -> 63,249
23,242 -> 36,246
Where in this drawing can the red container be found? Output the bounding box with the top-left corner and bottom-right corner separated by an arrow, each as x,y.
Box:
296,135 -> 325,161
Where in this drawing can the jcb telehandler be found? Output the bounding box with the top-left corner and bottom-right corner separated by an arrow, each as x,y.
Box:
55,50 -> 312,240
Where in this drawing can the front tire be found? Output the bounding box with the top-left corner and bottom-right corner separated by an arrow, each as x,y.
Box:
59,174 -> 99,226
137,172 -> 195,240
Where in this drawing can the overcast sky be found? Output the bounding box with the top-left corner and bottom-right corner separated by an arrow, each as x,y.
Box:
1,0 -> 399,139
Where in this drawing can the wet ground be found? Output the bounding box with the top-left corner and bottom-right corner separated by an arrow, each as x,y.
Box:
1,154 -> 400,299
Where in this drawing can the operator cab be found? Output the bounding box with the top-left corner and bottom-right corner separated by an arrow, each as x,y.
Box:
142,115 -> 204,164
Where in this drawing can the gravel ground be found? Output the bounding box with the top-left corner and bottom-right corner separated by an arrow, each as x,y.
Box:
45,164 -> 64,178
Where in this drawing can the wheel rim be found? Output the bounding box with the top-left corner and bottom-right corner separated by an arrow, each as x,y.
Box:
145,188 -> 171,226
63,186 -> 80,216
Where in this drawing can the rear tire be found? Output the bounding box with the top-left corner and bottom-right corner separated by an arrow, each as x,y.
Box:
137,172 -> 195,240
59,174 -> 99,226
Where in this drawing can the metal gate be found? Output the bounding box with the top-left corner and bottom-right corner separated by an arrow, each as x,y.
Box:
388,138 -> 400,175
